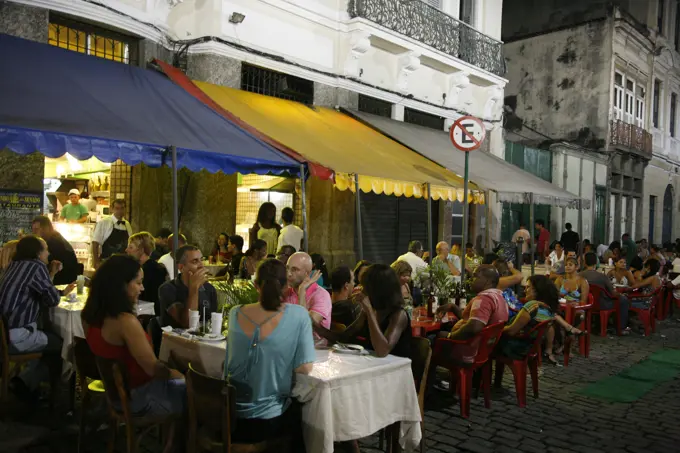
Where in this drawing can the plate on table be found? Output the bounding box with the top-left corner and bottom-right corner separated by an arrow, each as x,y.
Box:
188,331 -> 225,342
332,343 -> 366,355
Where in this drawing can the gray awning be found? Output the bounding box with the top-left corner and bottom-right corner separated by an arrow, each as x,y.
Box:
347,110 -> 590,209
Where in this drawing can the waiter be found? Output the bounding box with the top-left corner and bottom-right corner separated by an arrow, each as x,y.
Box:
92,198 -> 132,268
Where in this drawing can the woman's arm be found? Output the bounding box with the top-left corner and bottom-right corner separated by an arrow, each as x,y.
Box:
498,268 -> 522,290
121,314 -> 182,380
364,309 -> 408,358
295,363 -> 313,374
313,311 -> 367,343
630,276 -> 655,289
625,270 -> 636,284
503,309 -> 531,336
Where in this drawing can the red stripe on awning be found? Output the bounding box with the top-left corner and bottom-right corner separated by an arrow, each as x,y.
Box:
155,60 -> 334,182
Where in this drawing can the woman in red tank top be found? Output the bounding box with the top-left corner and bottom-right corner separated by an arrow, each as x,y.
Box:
82,254 -> 185,416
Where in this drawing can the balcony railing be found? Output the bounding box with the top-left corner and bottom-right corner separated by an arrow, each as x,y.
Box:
609,120 -> 653,157
348,0 -> 505,76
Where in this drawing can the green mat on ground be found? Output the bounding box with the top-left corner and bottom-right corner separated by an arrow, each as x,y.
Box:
577,349 -> 680,403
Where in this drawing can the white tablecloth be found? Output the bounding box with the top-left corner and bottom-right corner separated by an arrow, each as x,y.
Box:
159,337 -> 422,453
292,350 -> 421,453
49,295 -> 155,377
159,332 -> 226,377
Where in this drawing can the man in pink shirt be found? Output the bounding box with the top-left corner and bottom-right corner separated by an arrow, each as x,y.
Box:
284,252 -> 332,340
442,265 -> 509,363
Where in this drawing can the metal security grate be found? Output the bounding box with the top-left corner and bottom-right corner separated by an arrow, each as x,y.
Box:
358,95 -> 393,118
110,160 -> 132,220
240,64 -> 314,104
48,15 -> 139,65
404,107 -> 445,130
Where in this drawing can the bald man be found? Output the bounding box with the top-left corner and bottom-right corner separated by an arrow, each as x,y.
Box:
432,241 -> 461,276
284,252 -> 332,340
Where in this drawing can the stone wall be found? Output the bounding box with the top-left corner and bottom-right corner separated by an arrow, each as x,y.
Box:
503,19 -> 613,150
187,54 -> 242,88
643,157 -> 680,244
0,2 -> 48,194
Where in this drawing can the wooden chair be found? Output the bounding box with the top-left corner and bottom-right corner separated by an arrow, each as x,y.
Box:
138,314 -> 155,332
73,337 -> 106,453
0,316 -> 59,408
95,356 -> 179,453
186,365 -> 290,453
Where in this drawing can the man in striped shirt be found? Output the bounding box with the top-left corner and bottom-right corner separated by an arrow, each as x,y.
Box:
0,235 -> 74,398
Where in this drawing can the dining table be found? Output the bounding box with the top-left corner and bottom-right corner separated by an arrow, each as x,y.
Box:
159,332 -> 422,453
49,289 -> 155,377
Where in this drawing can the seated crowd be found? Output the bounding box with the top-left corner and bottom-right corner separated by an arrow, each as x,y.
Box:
1,217 -> 677,450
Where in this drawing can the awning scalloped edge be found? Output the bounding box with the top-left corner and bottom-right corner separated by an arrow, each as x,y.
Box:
334,173 -> 485,204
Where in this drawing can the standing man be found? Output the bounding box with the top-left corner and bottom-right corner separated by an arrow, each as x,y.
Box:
92,199 -> 132,269
512,223 -> 532,263
31,216 -> 79,285
60,189 -> 89,224
158,245 -> 217,328
277,207 -> 304,251
560,223 -> 580,253
621,233 -> 638,266
396,241 -> 429,279
285,252 -> 332,341
535,219 -> 550,263
432,241 -> 461,276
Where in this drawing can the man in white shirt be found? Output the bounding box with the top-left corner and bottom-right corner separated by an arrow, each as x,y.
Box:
91,199 -> 132,268
511,223 -> 531,262
396,241 -> 429,279
277,207 -> 304,251
159,233 -> 187,280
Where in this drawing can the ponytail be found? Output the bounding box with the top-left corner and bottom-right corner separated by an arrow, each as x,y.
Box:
255,258 -> 287,311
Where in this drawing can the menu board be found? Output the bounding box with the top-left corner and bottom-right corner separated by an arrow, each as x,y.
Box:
0,190 -> 42,245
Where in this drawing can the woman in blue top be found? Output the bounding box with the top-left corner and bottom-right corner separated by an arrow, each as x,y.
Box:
225,258 -> 315,449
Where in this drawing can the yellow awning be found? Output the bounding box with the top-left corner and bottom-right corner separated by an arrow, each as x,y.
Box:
194,82 -> 483,203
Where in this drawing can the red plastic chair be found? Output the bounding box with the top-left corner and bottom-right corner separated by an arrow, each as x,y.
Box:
561,294 -> 593,367
628,287 -> 662,336
432,322 -> 505,419
658,284 -> 672,320
493,320 -> 552,408
589,285 -> 621,337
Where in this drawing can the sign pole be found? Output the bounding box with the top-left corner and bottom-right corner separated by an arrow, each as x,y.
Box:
461,152 -> 470,283
449,115 -> 486,284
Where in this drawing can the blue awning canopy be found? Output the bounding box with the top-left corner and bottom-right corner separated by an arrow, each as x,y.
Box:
0,33 -> 300,175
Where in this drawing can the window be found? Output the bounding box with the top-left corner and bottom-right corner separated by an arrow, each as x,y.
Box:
659,0 -> 666,35
358,95 -> 392,118
675,0 -> 680,51
48,15 -> 138,65
671,93 -> 677,137
424,0 -> 443,9
613,72 -> 645,128
636,85 -> 646,128
404,108 -> 445,130
613,72 -> 624,121
654,79 -> 662,128
240,63 -> 314,104
459,0 -> 476,26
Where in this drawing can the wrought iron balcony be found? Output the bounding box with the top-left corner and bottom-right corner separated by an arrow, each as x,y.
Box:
609,120 -> 653,157
348,0 -> 505,76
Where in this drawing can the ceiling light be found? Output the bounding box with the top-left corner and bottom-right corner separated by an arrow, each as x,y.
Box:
229,12 -> 246,24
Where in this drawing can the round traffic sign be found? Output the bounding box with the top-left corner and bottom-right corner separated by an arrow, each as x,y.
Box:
449,116 -> 486,152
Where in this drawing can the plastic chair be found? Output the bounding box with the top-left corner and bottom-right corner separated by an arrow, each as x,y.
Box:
73,337 -> 106,453
493,320 -> 552,408
628,287 -> 662,336
432,321 -> 505,419
95,356 -> 179,453
562,294 -> 593,367
186,365 -> 290,453
589,285 -> 621,337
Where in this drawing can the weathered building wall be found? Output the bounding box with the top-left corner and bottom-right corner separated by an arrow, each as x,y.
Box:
504,20 -> 613,149
643,157 -> 680,244
0,2 -> 47,194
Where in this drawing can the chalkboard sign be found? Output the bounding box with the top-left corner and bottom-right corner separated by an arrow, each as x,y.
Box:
0,190 -> 42,245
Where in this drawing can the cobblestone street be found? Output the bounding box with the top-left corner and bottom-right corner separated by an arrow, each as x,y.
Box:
3,319 -> 680,453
